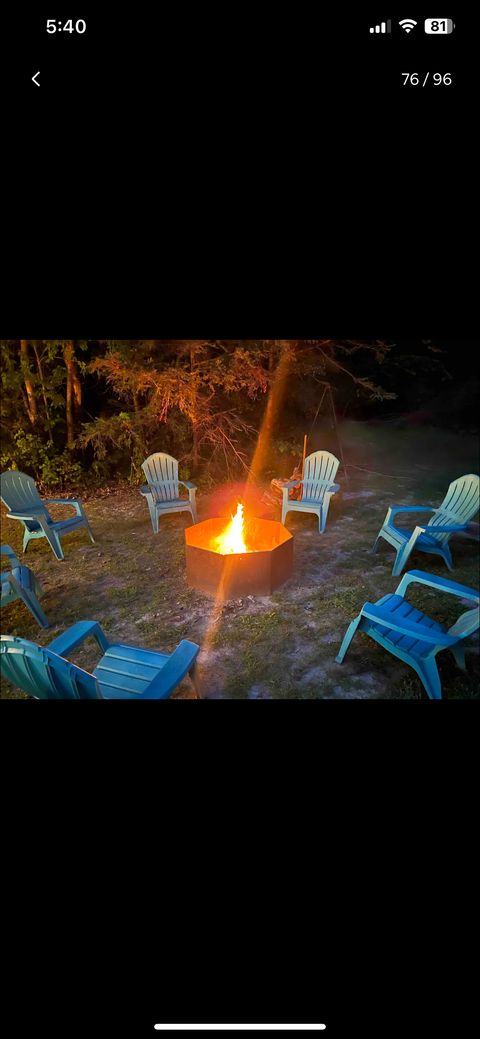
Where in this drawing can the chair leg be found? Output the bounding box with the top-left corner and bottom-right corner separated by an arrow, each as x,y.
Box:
371,532 -> 383,555
188,493 -> 198,524
44,528 -> 65,561
84,520 -> 96,545
442,544 -> 454,571
415,659 -> 442,700
147,502 -> 159,533
392,541 -> 415,577
320,494 -> 334,533
23,529 -> 31,554
336,615 -> 362,664
76,503 -> 95,544
451,645 -> 466,670
21,588 -> 50,628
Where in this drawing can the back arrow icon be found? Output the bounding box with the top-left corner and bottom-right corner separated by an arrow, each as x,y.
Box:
32,71 -> 40,86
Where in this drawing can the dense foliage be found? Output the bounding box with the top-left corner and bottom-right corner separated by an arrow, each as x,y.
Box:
1,339 -> 474,492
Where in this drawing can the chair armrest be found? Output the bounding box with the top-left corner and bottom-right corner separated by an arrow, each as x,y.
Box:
389,505 -> 435,516
45,497 -> 83,515
178,480 -> 197,491
396,570 -> 480,604
323,482 -> 340,493
283,480 -> 304,489
141,481 -> 179,498
361,602 -> 457,646
46,497 -> 80,505
48,621 -> 110,657
415,523 -> 467,534
141,640 -> 200,699
1,544 -> 19,568
5,509 -> 45,520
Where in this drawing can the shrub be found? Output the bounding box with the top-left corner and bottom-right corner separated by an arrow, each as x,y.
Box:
0,431 -> 87,493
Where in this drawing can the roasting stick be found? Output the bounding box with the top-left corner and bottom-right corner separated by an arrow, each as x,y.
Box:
301,435 -> 308,479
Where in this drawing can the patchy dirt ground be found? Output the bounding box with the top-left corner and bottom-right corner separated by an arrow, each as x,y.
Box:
2,424 -> 479,700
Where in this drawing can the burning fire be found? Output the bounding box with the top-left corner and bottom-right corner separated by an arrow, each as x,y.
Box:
213,503 -> 248,554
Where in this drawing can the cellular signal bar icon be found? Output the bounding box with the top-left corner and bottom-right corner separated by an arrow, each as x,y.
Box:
370,20 -> 391,33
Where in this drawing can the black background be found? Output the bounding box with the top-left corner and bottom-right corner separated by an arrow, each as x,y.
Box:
2,688 -> 477,1038
2,6 -> 478,1039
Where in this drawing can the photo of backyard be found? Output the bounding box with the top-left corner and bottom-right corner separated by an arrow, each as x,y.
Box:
1,339 -> 478,699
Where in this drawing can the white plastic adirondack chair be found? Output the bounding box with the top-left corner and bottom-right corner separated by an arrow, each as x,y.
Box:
0,469 -> 95,561
372,473 -> 479,576
140,453 -> 198,533
281,451 -> 340,533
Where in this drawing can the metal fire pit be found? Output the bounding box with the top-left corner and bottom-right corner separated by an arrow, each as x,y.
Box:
185,517 -> 293,598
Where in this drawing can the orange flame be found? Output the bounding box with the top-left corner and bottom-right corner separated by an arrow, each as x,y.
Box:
213,503 -> 248,554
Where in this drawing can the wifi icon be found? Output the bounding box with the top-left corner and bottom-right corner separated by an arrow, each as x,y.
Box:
399,18 -> 417,33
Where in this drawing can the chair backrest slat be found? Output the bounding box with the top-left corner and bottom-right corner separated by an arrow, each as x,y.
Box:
427,474 -> 479,544
447,607 -> 480,640
302,451 -> 340,501
441,474 -> 479,519
0,470 -> 46,515
0,636 -> 102,699
142,453 -> 179,501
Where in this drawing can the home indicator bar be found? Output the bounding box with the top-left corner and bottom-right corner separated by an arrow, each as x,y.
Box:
154,1028 -> 327,1032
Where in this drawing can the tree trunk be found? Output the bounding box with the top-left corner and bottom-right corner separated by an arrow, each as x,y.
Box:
72,367 -> 82,412
63,342 -> 75,449
20,340 -> 37,425
32,341 -> 54,444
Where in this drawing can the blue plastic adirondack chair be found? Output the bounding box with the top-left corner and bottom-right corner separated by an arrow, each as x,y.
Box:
281,451 -> 340,533
336,569 -> 479,700
0,622 -> 200,699
0,470 -> 95,562
140,452 -> 198,532
1,544 -> 49,628
372,473 -> 479,576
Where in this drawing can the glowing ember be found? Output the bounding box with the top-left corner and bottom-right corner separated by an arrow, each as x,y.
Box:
213,503 -> 248,554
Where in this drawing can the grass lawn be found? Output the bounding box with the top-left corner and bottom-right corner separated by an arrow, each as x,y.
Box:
1,423 -> 479,700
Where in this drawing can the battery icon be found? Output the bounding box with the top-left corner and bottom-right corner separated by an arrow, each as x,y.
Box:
424,18 -> 454,33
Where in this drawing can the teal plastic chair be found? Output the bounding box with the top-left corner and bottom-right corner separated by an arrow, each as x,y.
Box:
0,622 -> 200,699
281,451 -> 340,533
336,570 -> 479,700
1,544 -> 49,628
372,473 -> 479,576
0,470 -> 95,562
140,452 -> 198,532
